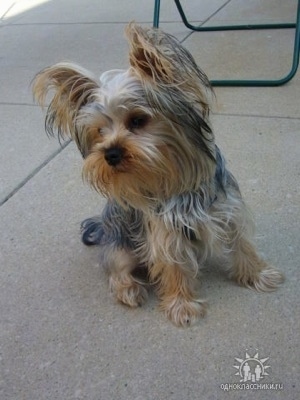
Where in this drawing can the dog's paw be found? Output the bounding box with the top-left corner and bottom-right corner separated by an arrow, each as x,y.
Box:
247,266 -> 285,293
162,297 -> 207,327
109,277 -> 148,307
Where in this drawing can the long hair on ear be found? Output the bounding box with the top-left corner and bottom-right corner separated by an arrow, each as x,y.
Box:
32,62 -> 100,156
125,23 -> 216,162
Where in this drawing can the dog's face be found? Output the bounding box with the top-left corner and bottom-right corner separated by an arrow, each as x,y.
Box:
33,24 -> 216,209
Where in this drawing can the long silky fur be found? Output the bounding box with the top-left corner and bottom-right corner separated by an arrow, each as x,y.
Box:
81,143 -> 253,278
33,23 -> 284,327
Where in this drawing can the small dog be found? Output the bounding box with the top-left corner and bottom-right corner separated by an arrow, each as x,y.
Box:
33,23 -> 284,327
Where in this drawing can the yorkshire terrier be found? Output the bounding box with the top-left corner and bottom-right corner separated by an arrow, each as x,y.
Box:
33,23 -> 284,327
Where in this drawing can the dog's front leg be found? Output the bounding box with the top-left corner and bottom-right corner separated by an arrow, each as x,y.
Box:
149,262 -> 206,327
103,245 -> 148,308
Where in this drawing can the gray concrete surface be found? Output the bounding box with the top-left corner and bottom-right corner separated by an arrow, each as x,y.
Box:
0,1 -> 299,399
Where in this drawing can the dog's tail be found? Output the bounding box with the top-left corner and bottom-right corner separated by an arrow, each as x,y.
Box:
81,217 -> 104,246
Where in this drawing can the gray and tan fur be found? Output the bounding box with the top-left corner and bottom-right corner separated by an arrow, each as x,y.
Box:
33,23 -> 284,327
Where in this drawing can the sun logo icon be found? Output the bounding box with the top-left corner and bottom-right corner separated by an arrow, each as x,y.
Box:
234,351 -> 271,383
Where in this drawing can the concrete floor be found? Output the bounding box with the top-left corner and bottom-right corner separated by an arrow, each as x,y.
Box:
0,1 -> 299,399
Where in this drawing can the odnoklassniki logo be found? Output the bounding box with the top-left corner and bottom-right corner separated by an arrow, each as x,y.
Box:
220,350 -> 284,391
234,351 -> 270,382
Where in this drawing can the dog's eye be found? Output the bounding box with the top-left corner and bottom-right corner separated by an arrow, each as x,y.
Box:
128,115 -> 149,131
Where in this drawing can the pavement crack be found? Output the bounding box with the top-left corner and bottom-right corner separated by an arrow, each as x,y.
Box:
0,139 -> 71,207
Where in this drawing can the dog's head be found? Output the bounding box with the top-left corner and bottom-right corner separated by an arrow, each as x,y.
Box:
33,23 -> 216,209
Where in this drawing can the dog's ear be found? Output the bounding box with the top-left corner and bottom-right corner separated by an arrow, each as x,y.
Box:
125,23 -> 175,85
125,23 -> 210,88
125,23 -> 212,115
125,23 -> 216,162
32,63 -> 99,150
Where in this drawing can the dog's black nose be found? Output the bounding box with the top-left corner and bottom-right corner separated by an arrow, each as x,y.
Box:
104,147 -> 123,166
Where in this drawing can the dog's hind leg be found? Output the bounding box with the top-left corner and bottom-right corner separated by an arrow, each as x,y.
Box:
228,236 -> 284,292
